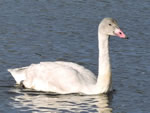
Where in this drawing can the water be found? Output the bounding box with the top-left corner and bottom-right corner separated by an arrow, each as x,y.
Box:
0,0 -> 150,113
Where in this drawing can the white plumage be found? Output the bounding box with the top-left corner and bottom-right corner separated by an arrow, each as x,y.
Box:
8,18 -> 127,95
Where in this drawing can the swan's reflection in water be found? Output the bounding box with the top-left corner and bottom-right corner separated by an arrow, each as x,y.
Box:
10,88 -> 112,113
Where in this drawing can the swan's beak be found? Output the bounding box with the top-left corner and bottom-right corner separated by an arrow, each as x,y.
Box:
114,28 -> 128,39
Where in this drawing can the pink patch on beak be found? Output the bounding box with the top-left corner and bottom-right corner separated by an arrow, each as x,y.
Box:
114,28 -> 126,38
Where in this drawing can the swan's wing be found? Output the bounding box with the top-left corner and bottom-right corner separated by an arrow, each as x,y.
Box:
8,61 -> 96,93
55,61 -> 96,84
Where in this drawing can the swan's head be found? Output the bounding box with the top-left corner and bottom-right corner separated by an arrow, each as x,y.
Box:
99,18 -> 127,39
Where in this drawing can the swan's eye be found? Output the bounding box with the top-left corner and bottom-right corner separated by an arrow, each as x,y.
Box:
109,24 -> 112,26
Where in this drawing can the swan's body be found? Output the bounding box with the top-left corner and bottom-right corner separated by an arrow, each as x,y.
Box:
8,18 -> 127,95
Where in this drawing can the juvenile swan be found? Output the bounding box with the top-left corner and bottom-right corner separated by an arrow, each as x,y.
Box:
8,18 -> 127,95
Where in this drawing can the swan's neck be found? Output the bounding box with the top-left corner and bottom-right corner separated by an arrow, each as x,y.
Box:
96,33 -> 112,93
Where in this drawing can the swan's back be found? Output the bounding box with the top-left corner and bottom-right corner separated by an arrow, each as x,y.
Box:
55,61 -> 96,82
8,61 -> 96,94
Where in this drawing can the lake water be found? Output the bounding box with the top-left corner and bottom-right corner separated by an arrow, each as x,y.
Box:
0,0 -> 150,113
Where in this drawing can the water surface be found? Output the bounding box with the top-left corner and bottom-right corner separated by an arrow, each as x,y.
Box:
0,0 -> 150,113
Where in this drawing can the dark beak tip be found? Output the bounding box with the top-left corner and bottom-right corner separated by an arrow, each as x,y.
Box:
125,36 -> 129,39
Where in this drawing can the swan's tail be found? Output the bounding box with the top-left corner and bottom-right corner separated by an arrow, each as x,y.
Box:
8,67 -> 27,84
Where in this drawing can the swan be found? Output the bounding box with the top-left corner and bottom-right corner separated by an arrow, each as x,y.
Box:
8,18 -> 127,95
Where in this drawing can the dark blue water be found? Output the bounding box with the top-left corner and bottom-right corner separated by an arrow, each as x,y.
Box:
0,0 -> 150,113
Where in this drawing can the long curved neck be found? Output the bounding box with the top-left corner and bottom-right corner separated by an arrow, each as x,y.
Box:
95,32 -> 112,93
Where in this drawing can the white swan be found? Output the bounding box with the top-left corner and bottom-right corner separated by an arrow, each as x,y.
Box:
8,18 -> 127,95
